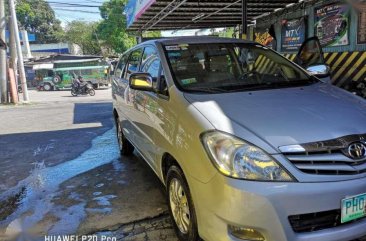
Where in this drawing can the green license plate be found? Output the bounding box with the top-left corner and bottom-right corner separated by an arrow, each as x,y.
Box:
341,193 -> 366,223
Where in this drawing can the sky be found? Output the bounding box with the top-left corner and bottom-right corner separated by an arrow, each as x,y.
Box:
47,0 -> 204,36
47,0 -> 105,26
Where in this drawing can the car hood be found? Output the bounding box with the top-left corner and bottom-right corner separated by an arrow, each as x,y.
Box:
184,83 -> 366,151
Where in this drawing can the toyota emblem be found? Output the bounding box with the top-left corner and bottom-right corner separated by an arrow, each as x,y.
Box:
348,142 -> 366,159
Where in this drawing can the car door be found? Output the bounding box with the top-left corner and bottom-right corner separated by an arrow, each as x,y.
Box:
129,45 -> 163,170
113,53 -> 133,142
117,48 -> 143,145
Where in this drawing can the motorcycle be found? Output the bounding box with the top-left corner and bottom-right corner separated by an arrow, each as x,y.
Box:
71,82 -> 95,96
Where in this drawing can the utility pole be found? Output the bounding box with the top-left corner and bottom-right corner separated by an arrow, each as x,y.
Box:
241,0 -> 247,39
8,0 -> 29,102
9,15 -> 17,98
21,30 -> 31,59
0,0 -> 7,103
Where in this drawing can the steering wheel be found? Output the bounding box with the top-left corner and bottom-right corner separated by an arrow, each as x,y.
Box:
239,71 -> 261,84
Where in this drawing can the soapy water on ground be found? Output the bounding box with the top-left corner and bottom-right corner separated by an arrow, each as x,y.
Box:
0,128 -> 121,240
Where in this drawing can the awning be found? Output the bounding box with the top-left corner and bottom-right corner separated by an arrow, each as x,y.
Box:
126,0 -> 301,32
33,63 -> 54,70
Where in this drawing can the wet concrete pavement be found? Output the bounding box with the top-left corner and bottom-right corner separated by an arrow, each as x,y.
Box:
0,89 -> 178,241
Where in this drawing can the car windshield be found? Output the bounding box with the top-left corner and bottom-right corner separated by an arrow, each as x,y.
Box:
164,43 -> 317,93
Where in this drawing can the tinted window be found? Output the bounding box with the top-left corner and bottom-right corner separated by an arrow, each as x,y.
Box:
295,37 -> 324,68
125,48 -> 143,80
115,55 -> 128,78
141,46 -> 161,89
141,47 -> 158,67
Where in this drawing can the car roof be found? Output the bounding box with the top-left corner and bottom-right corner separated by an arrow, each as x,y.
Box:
140,36 -> 255,47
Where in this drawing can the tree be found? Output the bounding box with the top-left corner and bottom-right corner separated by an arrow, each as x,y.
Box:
64,21 -> 101,55
15,0 -> 64,43
97,0 -> 136,54
143,31 -> 162,39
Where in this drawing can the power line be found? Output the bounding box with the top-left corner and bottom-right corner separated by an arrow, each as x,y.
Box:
46,1 -> 101,8
52,7 -> 100,14
50,4 -> 99,8
83,0 -> 105,3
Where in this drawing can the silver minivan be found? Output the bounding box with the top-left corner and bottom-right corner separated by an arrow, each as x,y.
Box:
112,37 -> 366,241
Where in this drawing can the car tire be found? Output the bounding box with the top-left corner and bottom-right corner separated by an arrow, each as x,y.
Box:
43,83 -> 52,91
167,165 -> 199,241
115,117 -> 134,156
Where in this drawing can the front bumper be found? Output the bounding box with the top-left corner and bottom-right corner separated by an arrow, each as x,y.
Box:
189,173 -> 366,241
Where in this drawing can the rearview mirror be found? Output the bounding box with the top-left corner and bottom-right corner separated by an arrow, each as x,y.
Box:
129,73 -> 154,91
306,64 -> 330,78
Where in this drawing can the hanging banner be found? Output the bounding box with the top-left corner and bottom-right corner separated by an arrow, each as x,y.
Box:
314,3 -> 350,47
254,28 -> 275,49
281,17 -> 306,51
357,7 -> 366,44
125,0 -> 137,27
126,0 -> 156,27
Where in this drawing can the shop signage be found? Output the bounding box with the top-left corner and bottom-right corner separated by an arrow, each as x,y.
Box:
281,17 -> 306,51
314,3 -> 349,47
357,4 -> 366,44
126,0 -> 156,27
254,28 -> 275,49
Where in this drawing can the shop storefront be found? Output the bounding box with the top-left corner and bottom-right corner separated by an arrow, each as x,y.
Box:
254,0 -> 366,90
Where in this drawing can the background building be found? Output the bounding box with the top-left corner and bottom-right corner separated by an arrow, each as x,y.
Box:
253,0 -> 366,90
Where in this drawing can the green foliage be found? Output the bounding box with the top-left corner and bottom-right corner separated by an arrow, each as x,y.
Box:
97,0 -> 136,54
64,21 -> 101,55
15,0 -> 64,43
143,31 -> 162,38
218,28 -> 235,38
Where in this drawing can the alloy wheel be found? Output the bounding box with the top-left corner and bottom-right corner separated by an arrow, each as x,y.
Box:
169,178 -> 191,234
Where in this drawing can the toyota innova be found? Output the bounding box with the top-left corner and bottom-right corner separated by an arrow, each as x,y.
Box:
112,37 -> 366,241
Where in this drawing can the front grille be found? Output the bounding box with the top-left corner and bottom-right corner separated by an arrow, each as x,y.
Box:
281,134 -> 366,175
289,209 -> 366,233
284,150 -> 366,175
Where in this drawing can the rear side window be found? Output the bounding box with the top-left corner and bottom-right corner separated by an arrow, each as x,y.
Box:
124,48 -> 143,80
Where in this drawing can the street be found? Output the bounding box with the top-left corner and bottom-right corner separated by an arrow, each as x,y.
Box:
0,89 -> 178,241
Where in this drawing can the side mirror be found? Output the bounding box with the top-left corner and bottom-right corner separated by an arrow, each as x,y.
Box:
306,64 -> 330,78
129,73 -> 154,91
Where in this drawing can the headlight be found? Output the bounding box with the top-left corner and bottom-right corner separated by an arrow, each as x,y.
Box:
201,131 -> 294,181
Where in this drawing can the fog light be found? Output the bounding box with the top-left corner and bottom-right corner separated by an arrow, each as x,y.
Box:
228,225 -> 265,241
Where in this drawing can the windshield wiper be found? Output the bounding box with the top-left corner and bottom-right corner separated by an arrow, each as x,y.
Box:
184,86 -> 227,93
218,80 -> 314,92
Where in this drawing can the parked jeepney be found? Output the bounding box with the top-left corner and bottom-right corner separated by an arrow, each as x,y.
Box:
32,56 -> 111,91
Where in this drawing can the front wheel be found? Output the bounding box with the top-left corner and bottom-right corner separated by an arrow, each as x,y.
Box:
88,89 -> 95,96
167,166 -> 199,241
43,83 -> 52,91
